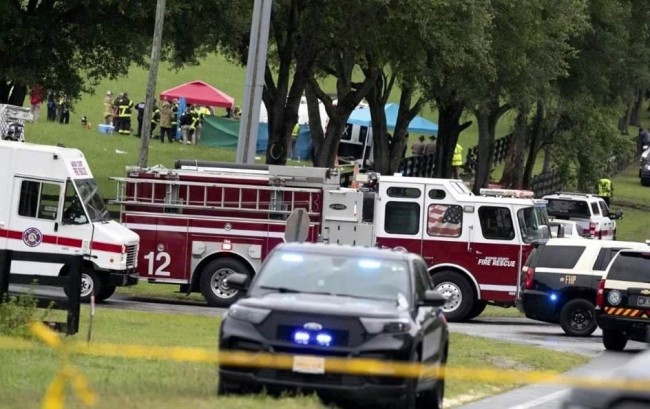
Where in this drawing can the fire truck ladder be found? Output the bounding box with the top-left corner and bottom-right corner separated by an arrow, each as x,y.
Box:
110,177 -> 322,217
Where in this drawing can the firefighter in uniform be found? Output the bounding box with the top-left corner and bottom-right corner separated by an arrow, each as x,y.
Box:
189,105 -> 200,145
117,93 -> 133,135
452,143 -> 464,179
150,104 -> 161,139
597,178 -> 613,206
170,99 -> 179,141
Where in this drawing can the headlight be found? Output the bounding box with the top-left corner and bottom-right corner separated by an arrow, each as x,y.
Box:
226,305 -> 271,324
360,317 -> 412,334
607,290 -> 622,306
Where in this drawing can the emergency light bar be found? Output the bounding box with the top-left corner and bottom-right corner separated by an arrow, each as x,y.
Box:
479,188 -> 535,198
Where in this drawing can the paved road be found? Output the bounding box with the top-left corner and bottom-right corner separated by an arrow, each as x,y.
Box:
450,317 -> 646,409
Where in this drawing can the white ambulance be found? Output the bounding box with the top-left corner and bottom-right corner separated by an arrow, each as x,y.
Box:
0,141 -> 139,301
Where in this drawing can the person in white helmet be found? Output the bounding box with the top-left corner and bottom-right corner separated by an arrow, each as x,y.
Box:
103,91 -> 113,125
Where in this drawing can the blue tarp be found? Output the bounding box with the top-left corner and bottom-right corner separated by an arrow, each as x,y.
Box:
347,103 -> 438,136
256,124 -> 312,160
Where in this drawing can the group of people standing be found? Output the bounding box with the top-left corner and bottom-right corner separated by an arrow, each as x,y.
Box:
102,91 -> 213,145
410,134 -> 464,179
28,86 -> 71,124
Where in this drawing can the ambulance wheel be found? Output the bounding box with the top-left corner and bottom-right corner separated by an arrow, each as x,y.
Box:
432,271 -> 474,322
97,284 -> 117,302
64,269 -> 102,303
201,258 -> 250,307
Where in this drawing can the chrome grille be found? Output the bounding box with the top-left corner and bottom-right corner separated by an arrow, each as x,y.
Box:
125,244 -> 138,267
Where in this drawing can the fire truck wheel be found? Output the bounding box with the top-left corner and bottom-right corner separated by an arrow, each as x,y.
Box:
432,272 -> 475,322
466,300 -> 487,320
200,258 -> 250,307
559,298 -> 597,337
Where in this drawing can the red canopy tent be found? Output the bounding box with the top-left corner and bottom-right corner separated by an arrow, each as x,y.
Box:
160,80 -> 235,108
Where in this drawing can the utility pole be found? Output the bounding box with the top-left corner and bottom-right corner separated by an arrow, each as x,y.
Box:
139,0 -> 166,168
236,0 -> 272,164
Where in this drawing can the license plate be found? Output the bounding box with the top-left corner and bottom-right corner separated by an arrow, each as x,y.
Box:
292,355 -> 325,374
638,296 -> 650,307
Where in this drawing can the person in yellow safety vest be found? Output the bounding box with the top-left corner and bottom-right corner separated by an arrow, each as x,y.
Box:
189,105 -> 201,145
452,143 -> 464,179
289,123 -> 300,159
597,178 -> 613,206
117,92 -> 133,135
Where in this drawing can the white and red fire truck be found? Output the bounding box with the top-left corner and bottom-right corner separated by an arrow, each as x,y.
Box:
0,141 -> 140,301
112,161 -> 550,321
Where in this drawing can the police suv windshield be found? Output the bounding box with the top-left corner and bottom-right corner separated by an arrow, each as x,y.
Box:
74,179 -> 111,223
251,250 -> 411,304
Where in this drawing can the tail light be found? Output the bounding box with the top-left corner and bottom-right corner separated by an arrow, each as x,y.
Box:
596,279 -> 605,308
589,222 -> 597,238
524,267 -> 535,290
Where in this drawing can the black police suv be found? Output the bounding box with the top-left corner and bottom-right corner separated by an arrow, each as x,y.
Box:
218,242 -> 449,409
596,249 -> 650,351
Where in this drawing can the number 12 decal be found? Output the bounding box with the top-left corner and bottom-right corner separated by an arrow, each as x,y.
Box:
144,251 -> 171,277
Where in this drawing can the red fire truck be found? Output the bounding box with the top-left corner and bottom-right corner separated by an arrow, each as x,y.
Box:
111,161 -> 550,321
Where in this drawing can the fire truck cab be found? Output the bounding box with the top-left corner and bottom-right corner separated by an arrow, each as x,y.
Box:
0,141 -> 140,301
113,162 -> 550,321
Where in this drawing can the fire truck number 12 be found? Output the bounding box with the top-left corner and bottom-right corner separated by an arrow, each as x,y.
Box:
144,251 -> 171,277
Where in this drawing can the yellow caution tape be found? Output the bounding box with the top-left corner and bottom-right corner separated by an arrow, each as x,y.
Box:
0,322 -> 648,402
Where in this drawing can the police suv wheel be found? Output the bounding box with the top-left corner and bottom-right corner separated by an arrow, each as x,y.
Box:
201,258 -> 250,307
559,299 -> 597,337
603,329 -> 628,351
432,271 -> 475,322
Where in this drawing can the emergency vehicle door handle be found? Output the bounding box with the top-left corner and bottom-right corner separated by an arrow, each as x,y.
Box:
54,222 -> 59,232
475,250 -> 482,255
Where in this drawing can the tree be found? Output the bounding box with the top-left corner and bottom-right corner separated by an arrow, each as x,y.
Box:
0,0 -> 154,104
472,0 -> 588,193
419,0 -> 494,179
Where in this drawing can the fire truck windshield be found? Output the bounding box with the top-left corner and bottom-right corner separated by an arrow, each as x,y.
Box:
74,178 -> 111,223
517,206 -> 550,243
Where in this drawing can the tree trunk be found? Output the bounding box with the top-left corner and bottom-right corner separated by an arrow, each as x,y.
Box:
433,98 -> 471,178
523,100 -> 546,186
388,85 -> 421,174
500,110 -> 528,188
618,102 -> 633,134
366,76 -> 390,174
473,102 -> 504,193
0,81 -> 27,106
630,87 -> 645,127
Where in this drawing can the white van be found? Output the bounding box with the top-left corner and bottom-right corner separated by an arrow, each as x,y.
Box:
0,141 -> 139,301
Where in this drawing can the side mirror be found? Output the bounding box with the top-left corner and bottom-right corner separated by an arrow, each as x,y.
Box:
421,290 -> 447,307
610,209 -> 623,220
224,273 -> 249,291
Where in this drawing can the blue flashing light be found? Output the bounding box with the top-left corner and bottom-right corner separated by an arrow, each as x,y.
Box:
293,330 -> 310,345
358,259 -> 381,269
315,333 -> 332,347
550,293 -> 558,302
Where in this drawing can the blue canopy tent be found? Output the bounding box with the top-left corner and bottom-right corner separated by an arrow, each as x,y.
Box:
347,103 -> 438,135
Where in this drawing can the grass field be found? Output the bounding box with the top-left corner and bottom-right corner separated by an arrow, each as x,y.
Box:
0,308 -> 587,409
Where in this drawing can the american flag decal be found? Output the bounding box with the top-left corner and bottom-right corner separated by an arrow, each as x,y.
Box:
428,205 -> 462,237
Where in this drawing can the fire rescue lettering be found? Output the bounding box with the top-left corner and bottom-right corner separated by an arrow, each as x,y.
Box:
70,161 -> 88,176
477,257 -> 515,268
